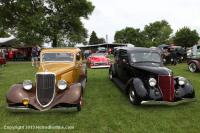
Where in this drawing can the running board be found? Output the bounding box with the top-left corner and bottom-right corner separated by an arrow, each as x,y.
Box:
112,77 -> 127,92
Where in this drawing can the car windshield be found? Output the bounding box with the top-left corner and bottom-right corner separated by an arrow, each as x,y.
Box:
42,53 -> 74,62
130,52 -> 161,63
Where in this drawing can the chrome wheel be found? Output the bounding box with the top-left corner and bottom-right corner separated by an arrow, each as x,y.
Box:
129,90 -> 135,103
189,63 -> 197,72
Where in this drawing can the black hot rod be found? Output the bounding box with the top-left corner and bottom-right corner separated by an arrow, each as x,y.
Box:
109,47 -> 195,105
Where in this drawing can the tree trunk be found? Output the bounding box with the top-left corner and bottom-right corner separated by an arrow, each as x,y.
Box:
52,35 -> 57,47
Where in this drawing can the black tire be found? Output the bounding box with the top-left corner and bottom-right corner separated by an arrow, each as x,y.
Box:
188,62 -> 198,72
77,95 -> 83,111
129,86 -> 141,105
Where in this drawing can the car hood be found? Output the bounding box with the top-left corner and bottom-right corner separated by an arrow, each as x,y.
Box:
38,63 -> 75,75
132,64 -> 172,75
90,56 -> 109,62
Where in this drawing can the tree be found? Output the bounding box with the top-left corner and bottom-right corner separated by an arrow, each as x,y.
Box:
89,31 -> 99,45
173,27 -> 199,48
98,38 -> 105,44
143,20 -> 173,47
0,0 -> 94,47
114,27 -> 145,47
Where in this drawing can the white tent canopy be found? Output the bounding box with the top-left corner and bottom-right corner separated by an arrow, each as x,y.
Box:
0,36 -> 16,47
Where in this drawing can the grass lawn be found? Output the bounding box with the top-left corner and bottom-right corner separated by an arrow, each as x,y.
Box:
0,62 -> 199,133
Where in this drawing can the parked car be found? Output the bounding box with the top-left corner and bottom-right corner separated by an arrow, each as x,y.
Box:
191,44 -> 200,57
87,53 -> 111,68
158,45 -> 187,64
109,47 -> 195,105
6,48 -> 87,111
187,57 -> 200,72
0,52 -> 6,66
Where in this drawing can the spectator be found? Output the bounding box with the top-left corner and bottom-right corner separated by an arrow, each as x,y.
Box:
170,49 -> 177,65
8,49 -> 14,60
31,45 -> 39,67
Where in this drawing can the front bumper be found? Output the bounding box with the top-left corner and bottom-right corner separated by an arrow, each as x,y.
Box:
90,65 -> 110,68
141,98 -> 196,105
6,105 -> 77,112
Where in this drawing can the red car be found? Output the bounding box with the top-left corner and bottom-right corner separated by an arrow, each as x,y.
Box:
87,53 -> 111,68
0,54 -> 6,66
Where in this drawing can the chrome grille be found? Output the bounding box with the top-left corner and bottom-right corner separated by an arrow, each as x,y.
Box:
36,73 -> 55,107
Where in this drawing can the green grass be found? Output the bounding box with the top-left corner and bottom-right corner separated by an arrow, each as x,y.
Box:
0,62 -> 200,133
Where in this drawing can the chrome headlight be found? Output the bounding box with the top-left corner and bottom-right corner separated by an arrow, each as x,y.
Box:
178,77 -> 186,85
57,80 -> 67,90
23,80 -> 32,90
149,78 -> 157,87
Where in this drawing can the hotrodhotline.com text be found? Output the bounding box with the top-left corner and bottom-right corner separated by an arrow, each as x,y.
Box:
3,125 -> 74,130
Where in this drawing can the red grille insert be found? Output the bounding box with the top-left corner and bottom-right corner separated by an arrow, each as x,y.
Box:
158,75 -> 174,102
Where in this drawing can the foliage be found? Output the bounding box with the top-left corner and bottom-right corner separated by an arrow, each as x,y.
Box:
173,27 -> 199,48
114,27 -> 145,47
89,31 -> 105,45
0,28 -> 9,37
0,0 -> 94,47
114,20 -> 173,47
143,20 -> 173,47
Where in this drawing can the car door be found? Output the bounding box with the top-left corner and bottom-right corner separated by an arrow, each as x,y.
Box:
74,52 -> 82,82
118,50 -> 129,82
113,49 -> 120,75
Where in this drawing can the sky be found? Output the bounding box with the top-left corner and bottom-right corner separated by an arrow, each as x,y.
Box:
83,0 -> 200,43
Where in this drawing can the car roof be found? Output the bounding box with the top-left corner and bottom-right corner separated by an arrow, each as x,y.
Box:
41,48 -> 81,54
117,47 -> 160,53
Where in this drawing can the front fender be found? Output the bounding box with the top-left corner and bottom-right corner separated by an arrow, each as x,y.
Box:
58,83 -> 82,104
174,77 -> 195,98
132,78 -> 148,98
6,84 -> 29,104
188,60 -> 200,70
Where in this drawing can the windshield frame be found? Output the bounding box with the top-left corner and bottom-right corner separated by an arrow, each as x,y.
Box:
41,52 -> 75,63
130,51 -> 161,63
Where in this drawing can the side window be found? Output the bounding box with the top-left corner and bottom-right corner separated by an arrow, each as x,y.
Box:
76,52 -> 81,61
114,50 -> 119,61
119,50 -> 128,61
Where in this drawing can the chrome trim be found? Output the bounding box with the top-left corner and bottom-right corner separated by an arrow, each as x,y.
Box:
36,72 -> 56,75
6,106 -> 77,112
141,98 -> 196,105
35,72 -> 56,108
90,65 -> 110,68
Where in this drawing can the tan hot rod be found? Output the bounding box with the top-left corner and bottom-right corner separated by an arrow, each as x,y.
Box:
6,48 -> 87,111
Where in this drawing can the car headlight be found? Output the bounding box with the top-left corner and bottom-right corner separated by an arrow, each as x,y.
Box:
178,77 -> 186,85
149,78 -> 157,87
57,80 -> 67,90
23,80 -> 32,90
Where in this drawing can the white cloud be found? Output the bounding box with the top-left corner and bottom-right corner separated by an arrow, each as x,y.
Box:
83,0 -> 200,43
